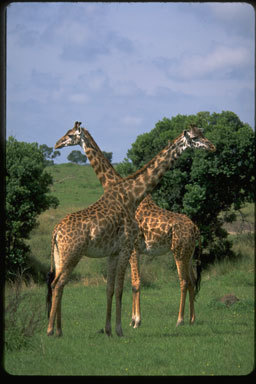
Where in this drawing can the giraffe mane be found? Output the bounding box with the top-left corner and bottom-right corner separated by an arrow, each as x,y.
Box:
121,142 -> 172,182
81,127 -> 120,176
119,126 -> 203,183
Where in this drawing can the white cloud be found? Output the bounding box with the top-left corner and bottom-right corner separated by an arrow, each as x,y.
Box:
178,45 -> 251,79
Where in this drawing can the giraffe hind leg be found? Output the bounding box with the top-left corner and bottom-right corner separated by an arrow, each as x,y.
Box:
174,248 -> 197,327
47,271 -> 64,336
129,248 -> 141,328
47,255 -> 81,337
115,248 -> 132,337
105,255 -> 118,336
174,257 -> 192,327
46,270 -> 55,319
188,259 -> 196,325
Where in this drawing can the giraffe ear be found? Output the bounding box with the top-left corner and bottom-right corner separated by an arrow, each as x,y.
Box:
74,121 -> 82,133
190,125 -> 202,138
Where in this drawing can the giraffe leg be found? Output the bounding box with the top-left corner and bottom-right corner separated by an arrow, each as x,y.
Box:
47,271 -> 69,337
47,272 -> 63,336
115,249 -> 131,337
174,247 -> 196,327
47,255 -> 80,337
188,259 -> 196,325
56,285 -> 64,337
105,255 -> 118,336
175,258 -> 189,327
129,248 -> 141,328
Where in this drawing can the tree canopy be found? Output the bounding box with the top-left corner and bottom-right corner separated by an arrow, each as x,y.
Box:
102,151 -> 113,163
39,144 -> 60,166
67,150 -> 87,164
116,111 -> 255,263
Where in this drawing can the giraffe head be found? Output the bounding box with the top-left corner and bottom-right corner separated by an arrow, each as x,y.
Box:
178,125 -> 216,152
55,121 -> 84,149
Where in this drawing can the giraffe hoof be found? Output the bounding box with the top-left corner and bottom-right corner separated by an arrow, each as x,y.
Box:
116,325 -> 124,337
176,320 -> 184,327
133,320 -> 141,328
47,329 -> 54,336
56,330 -> 63,337
104,327 -> 113,337
130,319 -> 135,327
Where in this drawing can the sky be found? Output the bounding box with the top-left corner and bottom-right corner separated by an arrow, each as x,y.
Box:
6,2 -> 255,163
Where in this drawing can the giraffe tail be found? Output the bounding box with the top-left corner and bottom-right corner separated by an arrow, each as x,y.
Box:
194,233 -> 202,299
46,270 -> 55,318
46,229 -> 56,318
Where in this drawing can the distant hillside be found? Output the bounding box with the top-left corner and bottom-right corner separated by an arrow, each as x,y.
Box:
46,163 -> 104,210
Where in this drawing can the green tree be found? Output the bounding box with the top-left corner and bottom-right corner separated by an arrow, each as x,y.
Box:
6,137 -> 59,278
116,111 -> 255,263
67,150 -> 87,164
102,151 -> 113,163
39,144 -> 60,166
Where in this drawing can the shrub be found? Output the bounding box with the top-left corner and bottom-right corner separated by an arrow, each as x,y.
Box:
6,137 -> 59,278
4,277 -> 44,351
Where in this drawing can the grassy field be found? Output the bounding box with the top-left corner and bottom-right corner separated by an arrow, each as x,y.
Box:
4,163 -> 255,376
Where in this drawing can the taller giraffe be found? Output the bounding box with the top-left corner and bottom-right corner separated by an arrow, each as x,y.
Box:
48,125 -> 215,338
55,122 -> 214,327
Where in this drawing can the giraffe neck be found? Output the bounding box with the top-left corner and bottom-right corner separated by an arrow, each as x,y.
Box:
125,133 -> 188,204
80,129 -> 122,190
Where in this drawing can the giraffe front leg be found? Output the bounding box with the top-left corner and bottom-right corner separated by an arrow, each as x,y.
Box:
105,255 -> 118,336
129,248 -> 141,328
115,249 -> 131,337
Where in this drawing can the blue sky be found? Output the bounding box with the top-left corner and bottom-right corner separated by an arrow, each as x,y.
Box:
7,2 -> 255,163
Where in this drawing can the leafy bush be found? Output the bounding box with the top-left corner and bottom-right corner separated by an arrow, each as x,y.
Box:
6,137 -> 59,278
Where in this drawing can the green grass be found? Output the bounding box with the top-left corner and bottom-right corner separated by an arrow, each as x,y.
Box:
4,258 -> 254,375
5,163 -> 255,375
46,163 -> 104,209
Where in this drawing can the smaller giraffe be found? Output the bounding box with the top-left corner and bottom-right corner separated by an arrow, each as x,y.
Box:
134,194 -> 201,327
55,122 -> 215,328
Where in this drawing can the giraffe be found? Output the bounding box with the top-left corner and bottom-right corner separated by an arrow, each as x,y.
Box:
53,122 -> 215,331
133,194 -> 202,327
